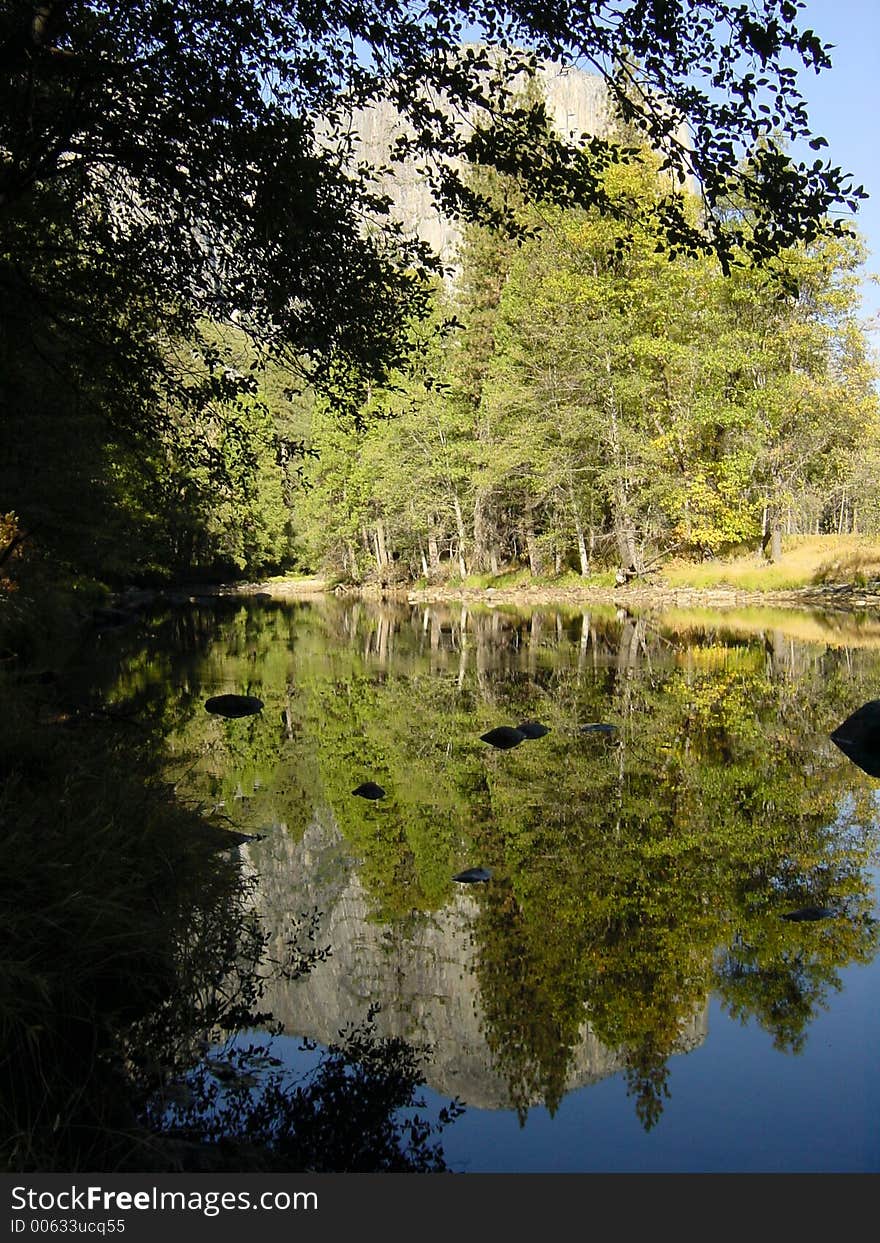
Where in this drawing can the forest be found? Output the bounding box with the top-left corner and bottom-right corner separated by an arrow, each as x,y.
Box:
4,119 -> 876,595
2,3 -> 876,602
299,154 -> 879,586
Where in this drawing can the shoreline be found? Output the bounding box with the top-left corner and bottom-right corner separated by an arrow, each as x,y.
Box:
245,576 -> 880,614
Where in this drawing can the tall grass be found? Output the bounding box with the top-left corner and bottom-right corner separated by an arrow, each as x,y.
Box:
663,535 -> 880,592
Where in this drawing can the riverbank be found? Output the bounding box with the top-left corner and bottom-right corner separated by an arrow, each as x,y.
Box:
245,575 -> 880,614
404,580 -> 880,611
243,535 -> 880,614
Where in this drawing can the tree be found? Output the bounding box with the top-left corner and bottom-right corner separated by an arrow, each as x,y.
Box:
1,2 -> 869,587
715,234 -> 878,557
476,142 -> 877,576
1,2 -> 866,392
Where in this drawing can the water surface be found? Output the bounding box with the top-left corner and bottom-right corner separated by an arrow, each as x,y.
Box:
100,595 -> 880,1171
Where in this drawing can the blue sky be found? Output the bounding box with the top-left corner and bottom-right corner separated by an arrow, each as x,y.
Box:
793,0 -> 879,334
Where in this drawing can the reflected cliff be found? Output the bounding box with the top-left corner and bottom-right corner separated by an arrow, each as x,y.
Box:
245,809 -> 708,1111
99,594 -> 880,1129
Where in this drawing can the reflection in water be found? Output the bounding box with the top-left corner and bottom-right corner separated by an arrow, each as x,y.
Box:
105,596 -> 880,1143
245,813 -> 709,1112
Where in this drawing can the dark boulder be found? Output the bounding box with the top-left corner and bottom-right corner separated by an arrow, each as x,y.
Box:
453,867 -> 492,883
782,906 -> 837,922
353,781 -> 386,799
480,726 -> 526,750
204,694 -> 264,719
830,700 -> 880,778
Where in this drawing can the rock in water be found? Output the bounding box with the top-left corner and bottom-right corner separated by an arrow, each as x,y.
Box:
353,781 -> 386,799
830,700 -> 880,777
480,726 -> 526,750
204,693 -> 264,719
579,722 -> 618,734
453,867 -> 492,883
782,906 -> 837,922
516,720 -> 550,739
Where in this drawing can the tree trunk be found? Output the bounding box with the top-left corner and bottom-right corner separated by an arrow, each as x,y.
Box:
344,541 -> 360,581
523,504 -> 543,576
771,524 -> 782,562
472,488 -> 491,572
375,518 -> 389,570
613,517 -> 642,577
427,524 -> 441,577
568,482 -> 589,576
604,355 -> 642,579
452,494 -> 468,577
761,506 -> 782,562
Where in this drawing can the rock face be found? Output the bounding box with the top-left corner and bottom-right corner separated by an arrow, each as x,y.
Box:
347,60 -> 692,278
348,62 -> 612,275
245,811 -> 708,1110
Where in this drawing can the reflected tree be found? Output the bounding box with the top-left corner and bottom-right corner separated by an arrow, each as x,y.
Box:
99,598 -> 880,1132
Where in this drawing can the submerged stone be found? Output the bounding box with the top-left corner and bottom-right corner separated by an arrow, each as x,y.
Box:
204,693 -> 264,718
480,726 -> 526,750
782,906 -> 837,922
353,781 -> 386,799
453,867 -> 492,884
516,720 -> 550,739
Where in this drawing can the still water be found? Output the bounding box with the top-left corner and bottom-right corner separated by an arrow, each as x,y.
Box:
107,593 -> 880,1171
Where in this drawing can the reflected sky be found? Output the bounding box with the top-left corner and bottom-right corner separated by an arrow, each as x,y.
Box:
102,595 -> 880,1171
251,875 -> 880,1174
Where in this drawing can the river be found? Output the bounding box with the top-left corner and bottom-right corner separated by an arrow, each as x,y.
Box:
98,592 -> 880,1171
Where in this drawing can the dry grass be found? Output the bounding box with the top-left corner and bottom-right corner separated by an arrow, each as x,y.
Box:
662,535 -> 880,592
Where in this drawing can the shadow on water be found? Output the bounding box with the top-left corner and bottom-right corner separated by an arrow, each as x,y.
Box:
6,593 -> 880,1169
0,594 -> 462,1173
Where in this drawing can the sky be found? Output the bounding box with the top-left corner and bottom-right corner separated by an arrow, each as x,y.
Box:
790,0 -> 879,336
